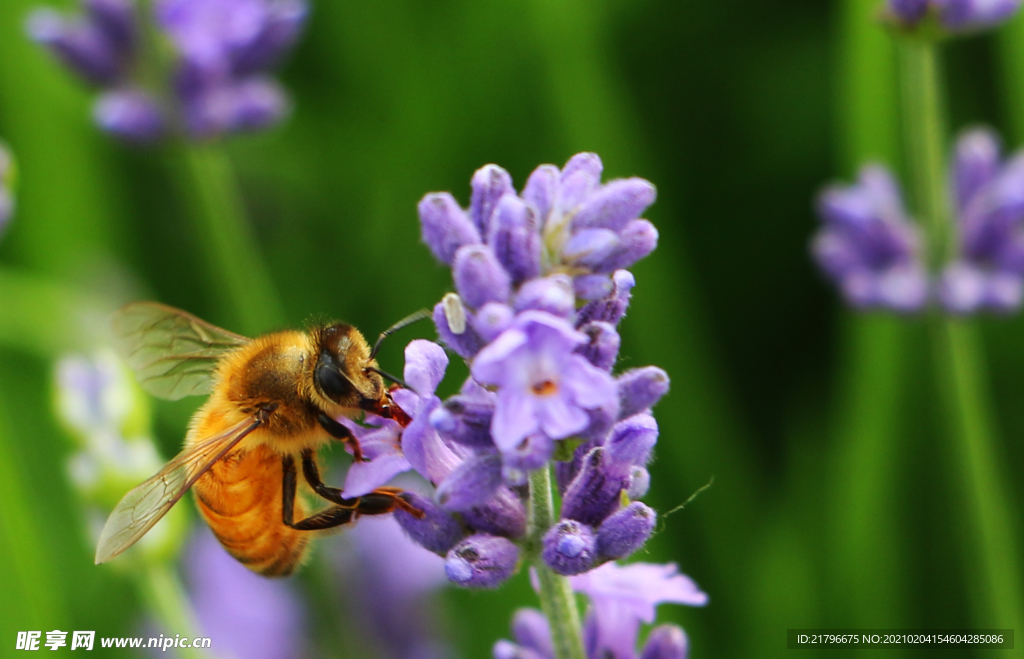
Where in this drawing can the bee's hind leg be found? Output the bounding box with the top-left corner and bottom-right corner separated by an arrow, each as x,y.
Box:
281,452 -> 424,532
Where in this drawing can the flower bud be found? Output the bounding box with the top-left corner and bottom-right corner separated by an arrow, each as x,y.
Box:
542,520 -> 598,576
578,269 -> 636,326
432,395 -> 495,448
454,244 -> 512,309
596,502 -> 656,561
28,9 -> 123,85
574,274 -> 613,301
93,89 -> 166,142
627,466 -> 651,500
84,0 -> 137,55
515,275 -> 575,318
607,413 -> 658,465
445,534 -> 518,588
953,128 -> 1001,215
563,229 -> 620,270
489,195 -> 541,283
462,487 -> 527,538
575,321 -> 620,371
419,192 -> 481,265
473,302 -> 515,342
433,301 -> 484,359
394,492 -> 465,555
595,219 -> 659,273
435,453 -> 503,511
640,625 -> 689,659
617,367 -> 670,419
510,609 -> 553,658
470,165 -> 514,236
561,447 -> 630,526
572,178 -> 657,233
523,164 -> 560,227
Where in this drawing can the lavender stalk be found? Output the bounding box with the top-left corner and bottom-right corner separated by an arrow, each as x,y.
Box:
527,466 -> 586,659
899,38 -> 1024,630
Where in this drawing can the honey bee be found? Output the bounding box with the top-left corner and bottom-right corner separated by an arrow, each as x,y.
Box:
95,302 -> 425,576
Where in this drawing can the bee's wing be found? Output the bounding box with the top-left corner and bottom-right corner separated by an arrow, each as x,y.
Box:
94,415 -> 263,564
113,302 -> 250,400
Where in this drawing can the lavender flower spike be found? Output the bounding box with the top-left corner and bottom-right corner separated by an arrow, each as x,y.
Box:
885,0 -> 1022,32
812,164 -> 928,312
940,127 -> 1024,313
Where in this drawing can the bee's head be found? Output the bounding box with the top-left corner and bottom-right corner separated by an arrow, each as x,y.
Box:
311,323 -> 385,413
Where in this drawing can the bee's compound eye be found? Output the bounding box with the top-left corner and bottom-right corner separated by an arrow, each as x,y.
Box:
315,359 -> 355,402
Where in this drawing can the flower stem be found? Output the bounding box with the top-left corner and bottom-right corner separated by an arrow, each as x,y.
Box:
527,465 -> 585,659
174,144 -> 284,335
900,39 -> 1024,630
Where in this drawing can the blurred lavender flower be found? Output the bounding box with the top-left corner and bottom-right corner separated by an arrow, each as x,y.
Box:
0,141 -> 14,238
496,563 -> 704,659
940,128 -> 1024,313
186,528 -> 306,659
28,0 -> 307,141
884,0 -> 1022,33
55,350 -> 186,561
334,515 -> 453,659
811,164 -> 929,312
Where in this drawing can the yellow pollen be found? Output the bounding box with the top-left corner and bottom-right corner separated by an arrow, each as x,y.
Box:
532,380 -> 558,396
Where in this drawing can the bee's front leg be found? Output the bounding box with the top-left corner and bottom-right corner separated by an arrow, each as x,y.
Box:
281,454 -> 356,531
315,411 -> 365,462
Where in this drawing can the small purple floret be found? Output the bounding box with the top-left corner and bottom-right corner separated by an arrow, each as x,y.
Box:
596,502 -> 657,561
444,534 -> 519,588
811,164 -> 928,312
393,492 -> 465,556
541,520 -> 598,576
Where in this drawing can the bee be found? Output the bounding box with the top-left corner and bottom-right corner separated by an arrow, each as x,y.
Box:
95,302 -> 425,576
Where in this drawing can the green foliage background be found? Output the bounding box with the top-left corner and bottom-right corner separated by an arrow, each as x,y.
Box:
0,0 -> 1022,656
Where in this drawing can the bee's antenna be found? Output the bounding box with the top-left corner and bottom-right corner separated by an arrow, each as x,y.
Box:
365,366 -> 407,389
370,308 -> 432,361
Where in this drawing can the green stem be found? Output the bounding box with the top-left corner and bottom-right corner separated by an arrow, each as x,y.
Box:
138,562 -> 215,659
527,466 -> 585,659
175,145 -> 284,335
900,39 -> 1024,630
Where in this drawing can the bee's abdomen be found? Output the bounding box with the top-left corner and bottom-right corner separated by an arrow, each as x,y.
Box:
193,444 -> 308,577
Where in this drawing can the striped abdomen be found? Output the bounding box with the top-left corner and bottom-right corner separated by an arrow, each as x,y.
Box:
192,443 -> 308,577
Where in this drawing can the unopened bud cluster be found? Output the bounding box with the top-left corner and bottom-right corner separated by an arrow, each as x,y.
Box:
812,128 -> 1024,314
28,0 -> 307,141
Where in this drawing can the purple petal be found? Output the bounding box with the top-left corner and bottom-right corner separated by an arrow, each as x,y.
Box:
563,229 -> 620,269
472,302 -> 516,343
342,452 -> 410,498
511,608 -> 555,658
562,152 -> 603,184
535,393 -> 590,440
404,339 -> 449,398
490,388 -> 541,452
595,219 -> 659,273
574,274 -> 614,301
